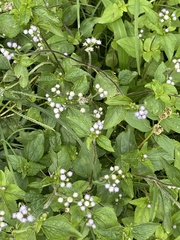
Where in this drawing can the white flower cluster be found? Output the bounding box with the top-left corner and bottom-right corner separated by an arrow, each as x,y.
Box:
103,166 -> 125,193
173,59 -> 180,73
93,107 -> 103,119
86,213 -> 96,229
66,91 -> 75,100
0,47 -> 14,60
59,168 -> 73,188
77,194 -> 95,211
83,37 -> 101,53
159,8 -> 177,22
0,1 -> 13,12
135,106 -> 148,119
23,25 -> 43,50
58,192 -> 79,213
46,84 -> 66,119
166,76 -> 175,85
95,84 -> 108,98
12,205 -> 34,223
7,42 -> 21,50
90,120 -> 104,135
115,193 -> 122,203
77,93 -> 89,105
0,211 -> 7,232
138,29 -> 144,38
167,185 -> 180,190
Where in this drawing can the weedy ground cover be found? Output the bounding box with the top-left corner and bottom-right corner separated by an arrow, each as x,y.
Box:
0,0 -> 180,239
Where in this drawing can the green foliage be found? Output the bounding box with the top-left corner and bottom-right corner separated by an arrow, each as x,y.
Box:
0,0 -> 180,239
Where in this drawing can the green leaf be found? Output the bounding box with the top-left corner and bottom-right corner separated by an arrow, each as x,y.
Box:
105,95 -> 132,105
4,184 -> 25,201
0,13 -> 21,37
118,69 -> 138,85
96,135 -> 114,152
27,162 -> 46,176
159,33 -> 177,61
13,226 -> 36,240
114,126 -> 137,156
125,111 -> 151,132
14,64 -> 29,88
117,37 -> 143,58
98,3 -> 123,24
62,5 -> 77,26
42,215 -> 82,239
132,223 -> 159,240
23,131 -> 45,162
66,108 -> 92,138
153,134 -> 174,158
0,55 -> 11,70
161,116 -> 180,134
103,106 -> 126,129
94,206 -> 119,228
161,159 -> 180,187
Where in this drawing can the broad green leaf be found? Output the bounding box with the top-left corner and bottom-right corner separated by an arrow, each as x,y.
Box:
28,176 -> 53,188
96,135 -> 114,152
66,108 -> 92,138
161,159 -> 180,187
105,95 -> 132,105
161,116 -> 180,134
118,69 -> 138,85
159,33 -> 177,61
0,55 -> 11,70
62,5 -> 77,26
65,67 -> 89,82
94,70 -> 118,97
27,162 -> 46,176
23,131 -> 45,162
94,226 -> 123,240
80,17 -> 99,37
0,13 -> 21,37
132,223 -> 159,240
42,215 -> 82,239
117,37 -> 143,58
103,106 -> 126,129
125,111 -> 151,132
153,134 -> 174,158
121,175 -> 134,198
114,126 -> 137,156
94,206 -> 119,228
98,3 -> 123,24
14,64 -> 29,88
5,184 -> 25,201
13,226 -> 36,240
49,146 -> 76,172
128,0 -> 152,14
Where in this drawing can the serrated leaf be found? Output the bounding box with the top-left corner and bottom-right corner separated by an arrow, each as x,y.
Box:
42,215 -> 82,239
5,184 -> 25,201
96,135 -> 114,152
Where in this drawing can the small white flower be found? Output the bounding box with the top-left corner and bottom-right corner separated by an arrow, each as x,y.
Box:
58,197 -> 64,203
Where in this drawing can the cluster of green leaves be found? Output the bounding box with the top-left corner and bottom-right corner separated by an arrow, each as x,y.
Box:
0,0 -> 180,239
